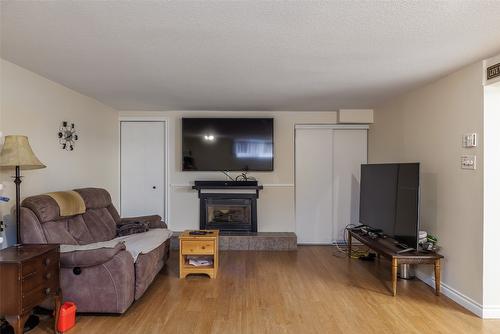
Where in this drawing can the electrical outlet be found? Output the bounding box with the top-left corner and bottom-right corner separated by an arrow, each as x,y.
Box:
461,155 -> 476,170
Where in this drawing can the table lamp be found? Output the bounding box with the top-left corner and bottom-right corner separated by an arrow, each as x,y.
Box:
0,135 -> 46,244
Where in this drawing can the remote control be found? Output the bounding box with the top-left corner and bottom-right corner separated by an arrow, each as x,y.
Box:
189,231 -> 209,235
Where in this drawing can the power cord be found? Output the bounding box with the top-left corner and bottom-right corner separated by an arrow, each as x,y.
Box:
220,170 -> 235,181
332,224 -> 369,259
220,170 -> 257,182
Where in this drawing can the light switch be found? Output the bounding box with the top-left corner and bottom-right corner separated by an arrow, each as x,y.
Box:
462,133 -> 477,148
461,155 -> 476,170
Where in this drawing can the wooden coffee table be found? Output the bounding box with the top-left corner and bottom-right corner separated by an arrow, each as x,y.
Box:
179,230 -> 219,278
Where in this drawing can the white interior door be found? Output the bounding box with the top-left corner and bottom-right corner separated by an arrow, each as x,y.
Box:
332,129 -> 367,240
295,128 -> 334,244
295,126 -> 367,244
121,121 -> 165,219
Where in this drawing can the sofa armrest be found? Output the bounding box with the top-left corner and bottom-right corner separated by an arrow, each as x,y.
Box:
120,214 -> 167,229
60,243 -> 126,268
149,220 -> 167,229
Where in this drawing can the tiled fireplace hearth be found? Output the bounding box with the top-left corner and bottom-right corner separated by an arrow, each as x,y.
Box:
185,180 -> 297,250
171,232 -> 297,251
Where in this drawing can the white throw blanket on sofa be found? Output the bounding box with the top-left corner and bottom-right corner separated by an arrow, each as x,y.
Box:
60,229 -> 173,262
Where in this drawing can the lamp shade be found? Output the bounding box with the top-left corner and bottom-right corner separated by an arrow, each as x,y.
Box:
0,135 -> 46,170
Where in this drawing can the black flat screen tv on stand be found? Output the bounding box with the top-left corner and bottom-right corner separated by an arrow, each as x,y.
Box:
359,163 -> 420,251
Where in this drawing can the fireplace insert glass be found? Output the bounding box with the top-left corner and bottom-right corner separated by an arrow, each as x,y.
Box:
200,194 -> 257,232
206,198 -> 251,226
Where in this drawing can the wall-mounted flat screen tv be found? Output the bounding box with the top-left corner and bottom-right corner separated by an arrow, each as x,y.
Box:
182,118 -> 274,171
359,163 -> 420,250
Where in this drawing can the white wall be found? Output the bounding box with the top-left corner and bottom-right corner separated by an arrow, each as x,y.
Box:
0,59 -> 119,245
483,82 -> 500,318
119,110 -> 349,232
369,61 -> 484,313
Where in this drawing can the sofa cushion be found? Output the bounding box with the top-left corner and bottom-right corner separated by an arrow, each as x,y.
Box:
82,208 -> 117,242
22,195 -> 60,223
42,215 -> 93,245
74,188 -> 112,209
33,208 -> 117,245
20,207 -> 48,243
107,204 -> 121,224
59,228 -> 173,260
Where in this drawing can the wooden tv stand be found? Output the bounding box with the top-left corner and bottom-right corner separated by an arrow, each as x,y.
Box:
347,228 -> 443,296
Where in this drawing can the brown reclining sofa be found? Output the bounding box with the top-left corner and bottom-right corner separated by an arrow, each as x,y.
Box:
19,188 -> 170,313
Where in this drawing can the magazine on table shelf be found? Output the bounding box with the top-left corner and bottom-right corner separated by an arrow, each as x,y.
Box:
186,256 -> 213,267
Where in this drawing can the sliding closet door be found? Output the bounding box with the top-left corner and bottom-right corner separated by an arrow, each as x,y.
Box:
295,128 -> 334,244
331,129 -> 367,240
295,126 -> 367,244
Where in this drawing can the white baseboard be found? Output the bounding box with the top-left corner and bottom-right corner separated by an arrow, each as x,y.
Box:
415,272 -> 484,318
483,305 -> 500,319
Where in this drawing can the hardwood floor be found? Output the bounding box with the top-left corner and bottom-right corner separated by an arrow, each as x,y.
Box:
32,246 -> 499,334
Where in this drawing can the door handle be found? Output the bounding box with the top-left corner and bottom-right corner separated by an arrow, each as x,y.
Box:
153,186 -> 157,189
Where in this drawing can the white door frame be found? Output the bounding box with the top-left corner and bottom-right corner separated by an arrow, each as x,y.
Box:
119,116 -> 170,224
294,124 -> 369,244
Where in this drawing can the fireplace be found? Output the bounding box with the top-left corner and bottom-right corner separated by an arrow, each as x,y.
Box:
200,193 -> 257,232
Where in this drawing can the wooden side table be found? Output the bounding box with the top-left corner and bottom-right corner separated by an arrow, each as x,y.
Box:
347,229 -> 443,297
0,244 -> 62,334
179,230 -> 219,279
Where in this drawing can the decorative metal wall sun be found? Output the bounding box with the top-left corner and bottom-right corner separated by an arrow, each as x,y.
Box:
58,121 -> 78,151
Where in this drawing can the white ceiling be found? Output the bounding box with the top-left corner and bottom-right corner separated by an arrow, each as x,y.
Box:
2,1 -> 500,111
